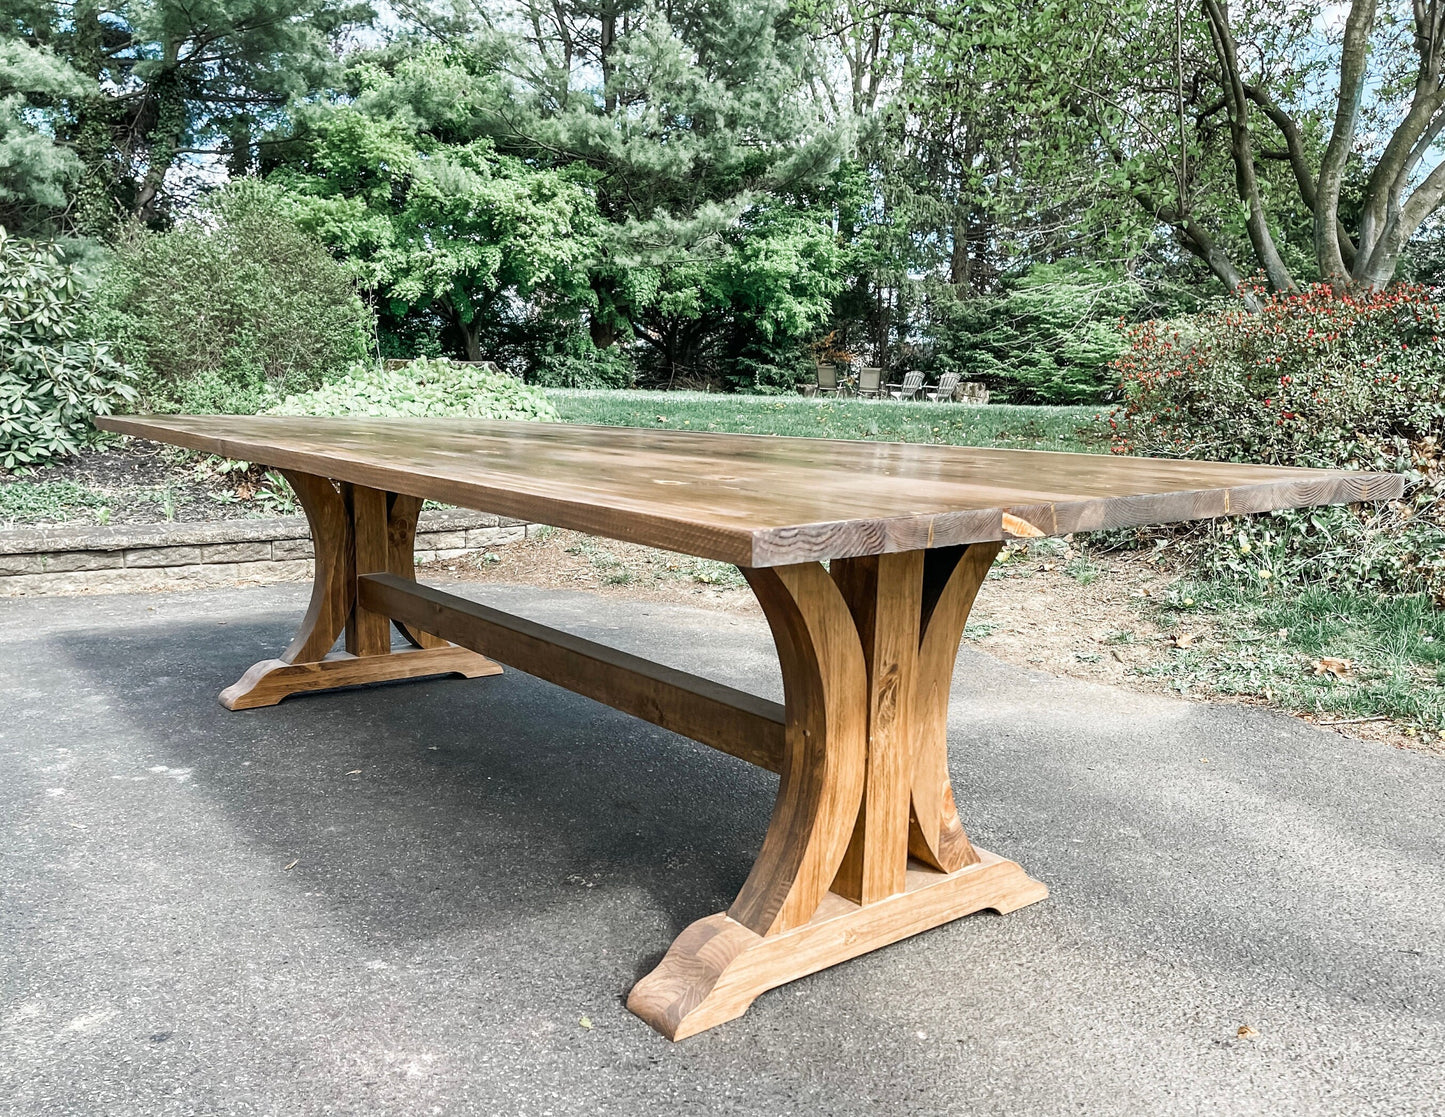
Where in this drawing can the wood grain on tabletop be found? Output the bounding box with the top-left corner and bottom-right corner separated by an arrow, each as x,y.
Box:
97,414 -> 1406,567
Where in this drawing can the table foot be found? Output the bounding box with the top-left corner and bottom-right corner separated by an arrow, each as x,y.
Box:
627,848 -> 1047,1040
219,646 -> 502,710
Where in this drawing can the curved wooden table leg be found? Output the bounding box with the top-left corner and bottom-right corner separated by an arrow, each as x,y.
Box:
908,542 -> 999,872
385,494 -> 449,650
628,544 -> 1046,1041
219,474 -> 500,710
629,562 -> 867,1037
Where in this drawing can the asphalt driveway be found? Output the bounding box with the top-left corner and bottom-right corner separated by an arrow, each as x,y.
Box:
1,582 -> 1441,1116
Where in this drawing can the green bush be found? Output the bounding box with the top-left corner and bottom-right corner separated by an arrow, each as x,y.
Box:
528,329 -> 638,389
0,230 -> 137,468
1107,284 -> 1445,601
941,262 -> 1143,404
271,358 -> 560,421
93,181 -> 373,414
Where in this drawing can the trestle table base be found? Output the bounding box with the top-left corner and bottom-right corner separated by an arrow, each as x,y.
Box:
219,470 -> 1050,1039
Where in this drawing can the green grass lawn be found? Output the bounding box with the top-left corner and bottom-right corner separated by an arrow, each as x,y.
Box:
1144,579 -> 1445,736
547,389 -> 1105,454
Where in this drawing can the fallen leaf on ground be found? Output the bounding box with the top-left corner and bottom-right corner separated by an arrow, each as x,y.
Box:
1310,657 -> 1353,678
579,1016 -> 593,1030
283,859 -> 298,871
1237,1024 -> 1259,1040
1168,632 -> 1196,649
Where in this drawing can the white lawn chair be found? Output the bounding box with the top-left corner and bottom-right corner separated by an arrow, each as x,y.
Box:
925,372 -> 960,402
885,371 -> 924,400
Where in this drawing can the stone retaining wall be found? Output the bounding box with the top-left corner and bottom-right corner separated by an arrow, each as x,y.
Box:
0,509 -> 534,596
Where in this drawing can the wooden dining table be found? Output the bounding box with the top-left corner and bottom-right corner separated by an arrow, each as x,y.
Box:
96,414 -> 1403,1040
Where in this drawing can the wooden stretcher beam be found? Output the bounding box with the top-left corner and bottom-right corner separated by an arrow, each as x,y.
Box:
357,572 -> 786,773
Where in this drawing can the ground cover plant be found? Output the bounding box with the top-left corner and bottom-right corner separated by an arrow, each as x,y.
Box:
273,359 -> 558,421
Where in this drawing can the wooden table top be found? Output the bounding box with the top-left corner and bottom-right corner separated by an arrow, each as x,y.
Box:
97,414 -> 1405,567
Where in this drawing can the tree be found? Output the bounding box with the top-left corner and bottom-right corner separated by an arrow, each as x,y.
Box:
378,0 -> 850,379
269,58 -> 601,362
2,0 -> 369,235
0,37 -> 87,234
940,262 -> 1144,403
965,0 -> 1445,295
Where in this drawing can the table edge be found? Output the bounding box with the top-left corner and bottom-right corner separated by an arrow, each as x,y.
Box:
95,415 -> 1408,567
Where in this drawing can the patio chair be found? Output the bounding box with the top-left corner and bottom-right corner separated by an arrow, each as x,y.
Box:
925,372 -> 961,402
956,381 -> 990,406
814,363 -> 842,396
885,370 -> 924,400
855,366 -> 883,399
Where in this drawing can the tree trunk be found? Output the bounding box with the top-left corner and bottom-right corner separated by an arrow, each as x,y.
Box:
601,5 -> 618,114
131,60 -> 187,225
949,219 -> 971,290
70,0 -> 114,238
1315,0 -> 1378,286
589,313 -> 616,349
458,314 -> 484,362
1201,0 -> 1297,293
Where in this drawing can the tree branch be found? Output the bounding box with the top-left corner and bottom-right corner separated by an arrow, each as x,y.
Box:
1317,0 -> 1378,285
1243,81 -> 1357,268
1201,0 -> 1296,291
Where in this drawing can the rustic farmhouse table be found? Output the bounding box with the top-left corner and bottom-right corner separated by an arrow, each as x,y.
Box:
97,415 -> 1402,1040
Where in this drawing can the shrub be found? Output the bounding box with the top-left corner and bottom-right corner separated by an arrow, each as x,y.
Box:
1107,284 -> 1445,600
527,327 -> 638,389
942,262 -> 1144,404
94,181 -> 373,414
0,230 -> 136,468
271,358 -> 560,421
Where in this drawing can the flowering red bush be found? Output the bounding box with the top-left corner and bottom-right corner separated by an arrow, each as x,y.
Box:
1109,283 -> 1444,467
1106,284 -> 1445,599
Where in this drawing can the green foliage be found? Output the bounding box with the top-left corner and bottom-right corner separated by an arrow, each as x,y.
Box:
940,263 -> 1144,403
1108,285 -> 1445,600
528,330 -> 638,389
93,182 -> 373,414
0,38 -> 87,234
604,197 -> 848,388
7,0 -> 371,234
273,78 -> 601,363
258,5 -> 849,383
271,358 -> 559,421
0,230 -> 136,468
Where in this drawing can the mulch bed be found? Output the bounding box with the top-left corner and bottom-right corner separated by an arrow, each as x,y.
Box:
1,441 -> 279,525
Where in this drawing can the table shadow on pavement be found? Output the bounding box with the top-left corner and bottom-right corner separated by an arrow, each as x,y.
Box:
52,615 -> 782,984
